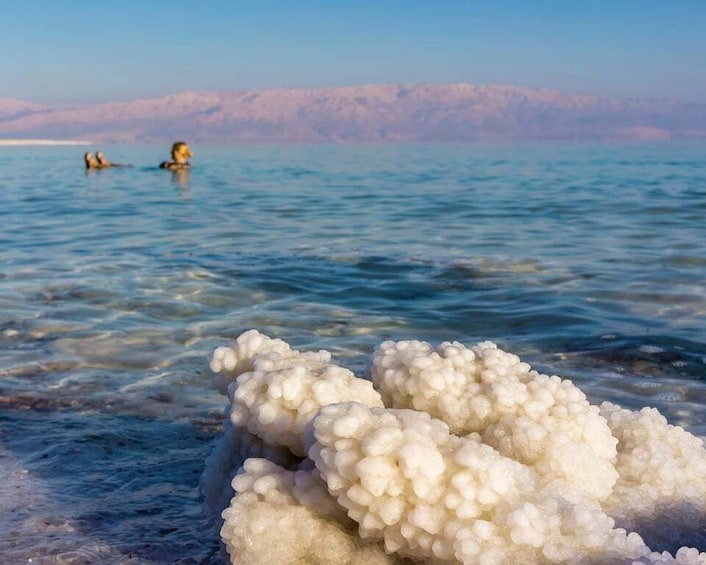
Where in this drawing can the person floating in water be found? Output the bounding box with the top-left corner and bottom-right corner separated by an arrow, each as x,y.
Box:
160,141 -> 193,170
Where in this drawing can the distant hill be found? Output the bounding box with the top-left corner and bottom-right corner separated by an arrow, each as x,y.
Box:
1,84 -> 705,143
0,98 -> 48,120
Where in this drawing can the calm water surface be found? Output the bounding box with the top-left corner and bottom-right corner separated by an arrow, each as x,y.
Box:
1,143 -> 705,563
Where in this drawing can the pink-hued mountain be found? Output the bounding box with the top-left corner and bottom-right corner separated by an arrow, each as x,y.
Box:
1,84 -> 704,143
0,98 -> 48,119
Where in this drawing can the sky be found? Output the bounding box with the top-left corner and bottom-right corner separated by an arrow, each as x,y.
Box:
2,0 -> 705,105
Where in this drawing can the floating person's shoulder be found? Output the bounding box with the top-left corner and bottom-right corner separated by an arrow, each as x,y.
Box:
160,141 -> 193,170
159,161 -> 191,170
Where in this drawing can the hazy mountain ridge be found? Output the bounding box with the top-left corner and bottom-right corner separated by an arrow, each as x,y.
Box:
0,98 -> 49,121
1,84 -> 704,143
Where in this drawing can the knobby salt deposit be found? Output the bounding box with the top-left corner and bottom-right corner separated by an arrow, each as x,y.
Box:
203,330 -> 706,564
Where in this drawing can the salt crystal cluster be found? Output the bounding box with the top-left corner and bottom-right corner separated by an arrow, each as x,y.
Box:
209,329 -> 296,394
210,329 -> 383,456
371,340 -> 618,501
220,458 -> 403,564
206,331 -> 706,564
601,403 -> 706,550
309,402 -> 651,564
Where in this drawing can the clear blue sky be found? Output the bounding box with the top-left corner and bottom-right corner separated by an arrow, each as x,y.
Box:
3,0 -> 705,105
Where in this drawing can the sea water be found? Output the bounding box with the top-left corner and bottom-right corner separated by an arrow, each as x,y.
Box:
0,142 -> 705,563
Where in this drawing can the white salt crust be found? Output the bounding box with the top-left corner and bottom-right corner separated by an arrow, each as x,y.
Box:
208,332 -> 706,564
308,402 -> 649,564
210,330 -> 296,395
600,403 -> 706,551
371,340 -> 618,501
210,330 -> 383,456
220,458 -> 406,564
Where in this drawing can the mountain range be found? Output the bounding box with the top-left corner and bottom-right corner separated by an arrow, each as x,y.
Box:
1,83 -> 705,143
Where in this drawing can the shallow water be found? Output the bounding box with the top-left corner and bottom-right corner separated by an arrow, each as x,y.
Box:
1,142 -> 705,563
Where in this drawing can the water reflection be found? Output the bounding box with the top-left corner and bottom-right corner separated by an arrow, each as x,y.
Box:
170,168 -> 191,193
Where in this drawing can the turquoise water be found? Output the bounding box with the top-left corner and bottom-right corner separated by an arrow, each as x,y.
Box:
1,142 -> 705,563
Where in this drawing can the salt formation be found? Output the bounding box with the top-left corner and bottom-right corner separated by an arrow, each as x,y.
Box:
371,340 -> 618,500
601,403 -> 706,550
220,458 -> 403,564
206,331 -> 706,564
308,402 -> 650,564
209,329 -> 383,456
200,420 -> 297,518
210,330 -> 297,394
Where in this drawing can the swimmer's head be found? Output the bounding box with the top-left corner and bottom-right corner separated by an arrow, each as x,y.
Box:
171,141 -> 192,163
95,151 -> 106,164
84,152 -> 96,168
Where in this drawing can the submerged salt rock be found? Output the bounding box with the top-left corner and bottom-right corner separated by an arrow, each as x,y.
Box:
221,458 -> 404,565
671,547 -> 706,565
200,419 -> 298,519
601,402 -> 706,551
601,403 -> 706,499
371,339 -> 618,500
308,402 -> 651,564
633,547 -> 706,565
